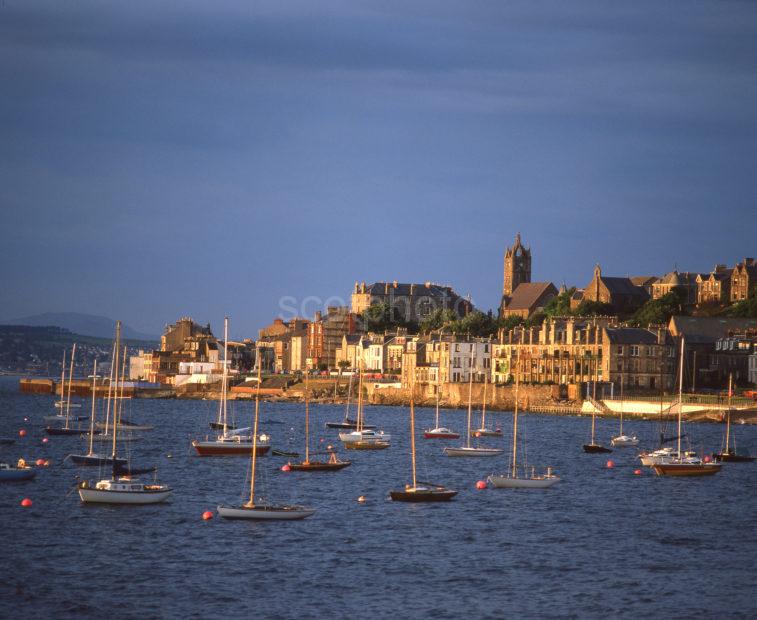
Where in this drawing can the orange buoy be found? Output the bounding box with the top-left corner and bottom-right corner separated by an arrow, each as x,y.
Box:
475,432 -> 481,438
19,429 -> 27,437
606,460 -> 615,468
21,498 -> 33,508
475,480 -> 487,489
202,511 -> 214,520
327,445 -> 333,450
35,459 -> 45,466
357,495 -> 366,503
281,464 -> 291,472
633,469 -> 642,475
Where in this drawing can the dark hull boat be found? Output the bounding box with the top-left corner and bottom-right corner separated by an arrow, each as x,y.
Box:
287,459 -> 351,472
46,427 -> 90,436
713,451 -> 755,463
390,484 -> 458,502
583,443 -> 612,454
69,454 -> 127,467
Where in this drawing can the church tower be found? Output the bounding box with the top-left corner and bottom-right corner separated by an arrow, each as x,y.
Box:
503,233 -> 531,297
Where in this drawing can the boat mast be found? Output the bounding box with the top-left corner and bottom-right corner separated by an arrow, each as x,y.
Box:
221,317 -> 229,434
110,321 -> 121,473
726,373 -> 732,452
619,374 -> 624,436
435,342 -> 441,429
677,337 -> 685,457
304,368 -> 310,463
356,362 -> 364,432
410,371 -> 417,489
344,372 -> 353,422
512,350 -> 520,478
246,355 -> 262,508
87,360 -> 98,456
103,341 -> 116,435
59,349 -> 66,410
64,343 -> 76,430
482,371 -> 488,429
466,362 -> 473,448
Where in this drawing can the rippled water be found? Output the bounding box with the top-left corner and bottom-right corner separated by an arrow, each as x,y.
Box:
1,376 -> 756,618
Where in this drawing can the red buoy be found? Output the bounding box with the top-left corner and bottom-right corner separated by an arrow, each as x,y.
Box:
202,511 -> 214,520
606,460 -> 615,468
703,455 -> 712,463
42,438 -> 49,444
281,464 -> 291,472
475,432 -> 481,438
475,480 -> 487,490
35,459 -> 45,466
633,469 -> 642,475
21,498 -> 33,508
18,429 -> 27,437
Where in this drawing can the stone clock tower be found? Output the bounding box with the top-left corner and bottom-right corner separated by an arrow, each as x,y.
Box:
503,233 -> 531,297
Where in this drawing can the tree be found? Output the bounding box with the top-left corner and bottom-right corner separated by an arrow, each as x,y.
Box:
361,302 -> 392,333
497,315 -> 524,333
543,287 -> 576,318
630,287 -> 688,327
574,299 -> 615,317
449,310 -> 498,338
727,285 -> 757,318
419,308 -> 458,334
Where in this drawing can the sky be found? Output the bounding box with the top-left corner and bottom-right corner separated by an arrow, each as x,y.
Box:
1,1 -> 756,339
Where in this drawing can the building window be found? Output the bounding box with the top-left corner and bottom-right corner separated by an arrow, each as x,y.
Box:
630,345 -> 640,357
617,346 -> 623,356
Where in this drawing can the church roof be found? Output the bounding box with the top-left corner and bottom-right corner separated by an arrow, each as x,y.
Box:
599,276 -> 649,298
506,282 -> 557,311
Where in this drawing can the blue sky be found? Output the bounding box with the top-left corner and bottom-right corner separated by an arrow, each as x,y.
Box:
1,1 -> 756,338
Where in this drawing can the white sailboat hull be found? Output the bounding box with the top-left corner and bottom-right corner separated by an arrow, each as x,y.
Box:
338,430 -> 390,444
78,484 -> 172,504
443,447 -> 503,457
488,474 -> 560,489
217,504 -> 315,520
611,435 -> 639,447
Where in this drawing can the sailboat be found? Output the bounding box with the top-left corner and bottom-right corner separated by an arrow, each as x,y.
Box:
582,378 -> 612,453
326,372 -> 376,430
653,338 -> 721,477
79,322 -> 172,504
339,365 -> 390,449
444,368 -> 503,457
288,372 -> 351,471
44,350 -> 87,423
192,317 -> 271,457
713,374 -> 754,463
390,377 -> 457,502
69,358 -> 127,468
471,372 -> 502,437
489,353 -> 559,488
46,344 -> 90,436
611,375 -> 638,447
218,357 -> 315,519
424,364 -> 459,439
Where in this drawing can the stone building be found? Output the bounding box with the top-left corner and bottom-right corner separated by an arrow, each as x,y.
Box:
696,265 -> 733,305
401,333 -> 492,387
257,317 -> 310,373
351,281 -> 472,325
135,317 -> 220,384
730,258 -> 756,303
576,264 -> 649,314
492,317 -> 676,391
307,306 -> 358,370
652,271 -> 702,305
161,317 -> 213,352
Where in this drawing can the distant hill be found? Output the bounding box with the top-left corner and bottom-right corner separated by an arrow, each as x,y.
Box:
0,312 -> 159,341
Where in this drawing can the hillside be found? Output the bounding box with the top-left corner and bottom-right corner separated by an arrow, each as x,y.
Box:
0,312 -> 158,341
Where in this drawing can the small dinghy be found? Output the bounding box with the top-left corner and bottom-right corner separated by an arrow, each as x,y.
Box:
0,461 -> 37,482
